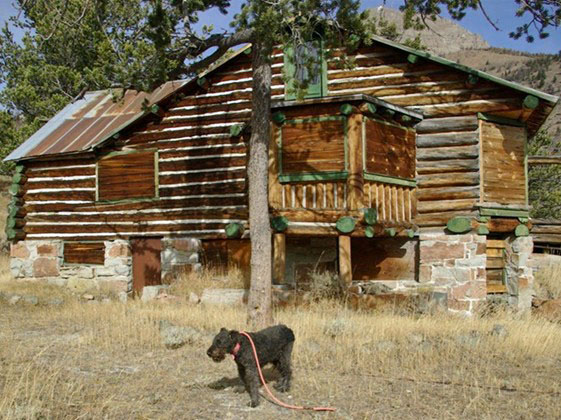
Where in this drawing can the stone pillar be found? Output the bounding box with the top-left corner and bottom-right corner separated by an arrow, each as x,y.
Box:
504,235 -> 534,310
419,232 -> 487,315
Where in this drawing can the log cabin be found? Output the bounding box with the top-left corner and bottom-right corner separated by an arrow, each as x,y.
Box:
4,36 -> 559,314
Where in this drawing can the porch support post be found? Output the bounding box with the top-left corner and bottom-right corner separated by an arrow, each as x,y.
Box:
273,233 -> 286,284
338,235 -> 352,287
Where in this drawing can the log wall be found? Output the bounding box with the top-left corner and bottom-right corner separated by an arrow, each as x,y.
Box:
20,52 -> 259,241
17,41 -> 535,240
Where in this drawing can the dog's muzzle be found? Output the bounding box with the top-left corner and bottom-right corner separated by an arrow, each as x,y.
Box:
207,346 -> 226,362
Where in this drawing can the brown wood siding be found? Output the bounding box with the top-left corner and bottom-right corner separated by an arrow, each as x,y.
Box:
364,118 -> 415,179
97,151 -> 156,201
480,120 -> 526,205
281,118 -> 345,174
63,242 -> 105,265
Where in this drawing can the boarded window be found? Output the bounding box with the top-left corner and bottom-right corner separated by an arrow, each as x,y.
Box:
201,240 -> 251,285
351,238 -> 417,281
64,242 -> 105,265
97,150 -> 157,201
280,117 -> 346,174
480,120 -> 526,205
364,118 -> 416,180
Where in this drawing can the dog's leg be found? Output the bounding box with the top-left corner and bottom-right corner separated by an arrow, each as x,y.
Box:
236,364 -> 249,394
274,341 -> 293,392
246,369 -> 261,407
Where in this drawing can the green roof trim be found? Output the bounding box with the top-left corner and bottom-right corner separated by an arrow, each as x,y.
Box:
477,113 -> 526,127
370,35 -> 559,105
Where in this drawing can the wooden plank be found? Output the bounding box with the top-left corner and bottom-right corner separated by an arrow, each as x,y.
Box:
487,283 -> 507,294
273,233 -> 286,284
64,242 -> 105,265
487,239 -> 506,248
338,235 -> 352,286
487,257 -> 505,269
486,248 -> 504,258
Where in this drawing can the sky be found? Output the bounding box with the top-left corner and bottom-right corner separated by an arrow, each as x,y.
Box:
0,0 -> 560,54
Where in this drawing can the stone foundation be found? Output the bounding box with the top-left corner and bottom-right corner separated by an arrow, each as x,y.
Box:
418,232 -> 487,315
10,240 -> 133,293
9,237 -> 203,294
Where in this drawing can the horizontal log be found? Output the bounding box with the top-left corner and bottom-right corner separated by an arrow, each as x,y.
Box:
417,145 -> 479,161
26,166 -> 96,178
532,218 -> 561,226
417,172 -> 479,188
527,156 -> 561,165
24,191 -> 95,201
532,234 -> 561,244
417,159 -> 479,174
415,116 -> 479,134
416,131 -> 479,148
24,222 -> 231,235
531,225 -> 561,234
27,208 -> 248,224
417,199 -> 477,214
410,98 -> 521,118
417,185 -> 479,202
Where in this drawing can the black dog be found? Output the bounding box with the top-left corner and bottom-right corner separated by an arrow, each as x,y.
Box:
207,324 -> 295,407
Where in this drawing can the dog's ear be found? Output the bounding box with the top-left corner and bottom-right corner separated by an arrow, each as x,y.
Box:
229,330 -> 239,339
220,327 -> 227,333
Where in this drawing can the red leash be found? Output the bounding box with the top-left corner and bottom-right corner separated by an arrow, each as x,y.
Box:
239,331 -> 336,412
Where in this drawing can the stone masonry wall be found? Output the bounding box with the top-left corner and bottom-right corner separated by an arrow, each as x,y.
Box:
504,235 -> 534,310
10,240 -> 132,294
419,232 -> 487,315
161,237 -> 202,283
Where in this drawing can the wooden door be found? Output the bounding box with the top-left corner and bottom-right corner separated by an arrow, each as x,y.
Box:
131,237 -> 162,294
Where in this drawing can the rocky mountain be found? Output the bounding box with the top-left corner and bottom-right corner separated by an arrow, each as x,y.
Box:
369,7 -> 561,138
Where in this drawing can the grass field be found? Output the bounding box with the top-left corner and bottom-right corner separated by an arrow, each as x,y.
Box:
1,261 -> 561,419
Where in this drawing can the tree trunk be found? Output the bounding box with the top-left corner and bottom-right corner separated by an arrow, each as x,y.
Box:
247,40 -> 273,329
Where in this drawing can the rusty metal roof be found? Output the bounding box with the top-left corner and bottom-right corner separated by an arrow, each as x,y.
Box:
5,80 -> 187,161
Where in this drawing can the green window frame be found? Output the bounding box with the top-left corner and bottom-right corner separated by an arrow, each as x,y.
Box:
284,41 -> 328,100
278,115 -> 348,183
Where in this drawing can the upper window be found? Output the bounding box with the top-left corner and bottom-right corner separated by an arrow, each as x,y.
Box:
363,117 -> 416,182
284,41 -> 327,100
479,119 -> 526,205
96,149 -> 158,202
278,115 -> 347,182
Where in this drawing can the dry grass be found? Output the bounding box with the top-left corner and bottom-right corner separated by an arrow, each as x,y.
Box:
168,265 -> 247,297
2,261 -> 561,418
534,263 -> 561,300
